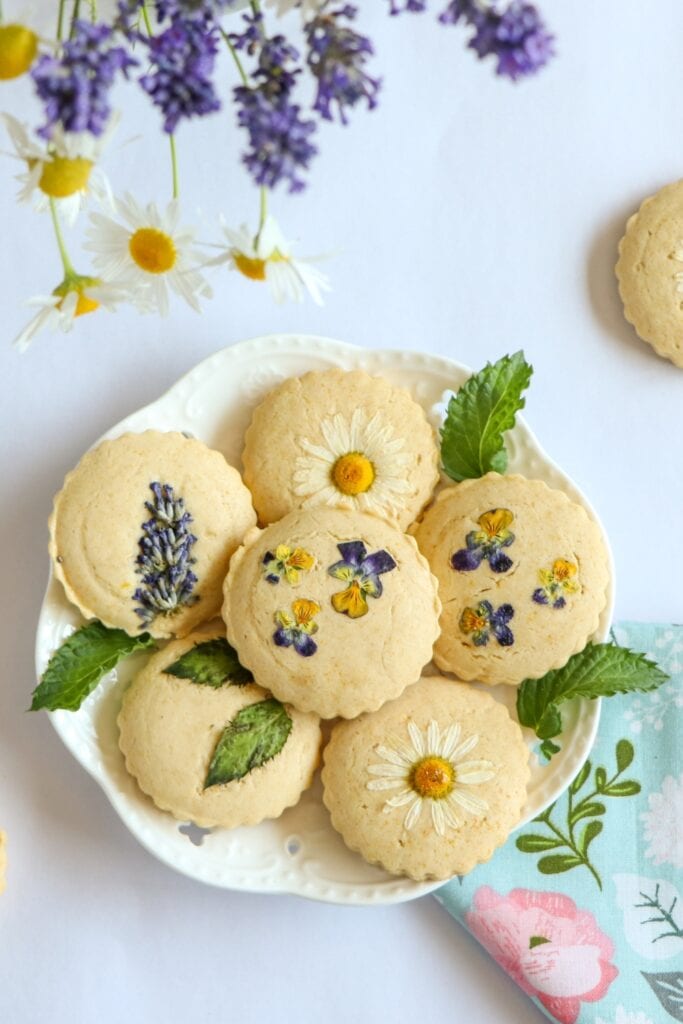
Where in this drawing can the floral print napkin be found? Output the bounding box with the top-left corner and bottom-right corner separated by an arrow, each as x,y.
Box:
436,622 -> 683,1024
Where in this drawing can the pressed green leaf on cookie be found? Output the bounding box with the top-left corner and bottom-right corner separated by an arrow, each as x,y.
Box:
204,698 -> 292,789
31,621 -> 155,712
440,350 -> 533,482
164,637 -> 252,688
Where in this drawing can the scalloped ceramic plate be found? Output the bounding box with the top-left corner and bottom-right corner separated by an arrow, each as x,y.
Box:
35,335 -> 614,905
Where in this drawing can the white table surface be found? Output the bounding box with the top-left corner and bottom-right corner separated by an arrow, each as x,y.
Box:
1,1 -> 682,1021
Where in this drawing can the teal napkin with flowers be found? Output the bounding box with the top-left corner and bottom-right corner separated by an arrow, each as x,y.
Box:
436,622 -> 683,1024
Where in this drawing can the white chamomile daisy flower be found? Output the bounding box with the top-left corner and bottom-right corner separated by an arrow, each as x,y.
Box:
13,275 -> 121,353
265,0 -> 325,16
85,193 -> 212,316
293,407 -> 412,517
367,720 -> 497,836
1,113 -> 115,225
217,215 -> 330,306
0,13 -> 39,81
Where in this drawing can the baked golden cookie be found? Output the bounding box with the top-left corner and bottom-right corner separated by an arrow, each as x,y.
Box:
223,507 -> 441,719
322,675 -> 530,880
242,369 -> 439,529
412,474 -> 610,685
118,626 -> 321,828
616,180 -> 683,368
49,430 -> 256,638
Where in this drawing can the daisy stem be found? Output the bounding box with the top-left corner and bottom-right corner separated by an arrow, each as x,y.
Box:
70,0 -> 82,38
142,4 -> 153,36
57,0 -> 67,41
169,134 -> 179,200
49,198 -> 75,278
221,28 -> 249,87
254,186 -> 268,248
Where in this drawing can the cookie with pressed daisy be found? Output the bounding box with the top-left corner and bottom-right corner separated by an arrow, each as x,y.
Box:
241,369 -> 440,529
118,625 -> 322,828
616,180 -> 683,368
322,675 -> 530,880
49,430 -> 256,639
412,474 -> 610,685
222,507 -> 441,719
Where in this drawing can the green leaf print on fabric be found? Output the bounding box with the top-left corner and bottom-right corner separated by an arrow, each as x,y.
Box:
642,971 -> 683,1021
515,739 -> 641,890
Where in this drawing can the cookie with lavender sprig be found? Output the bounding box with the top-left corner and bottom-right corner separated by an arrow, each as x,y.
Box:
411,353 -> 610,686
49,430 -> 256,638
241,368 -> 440,529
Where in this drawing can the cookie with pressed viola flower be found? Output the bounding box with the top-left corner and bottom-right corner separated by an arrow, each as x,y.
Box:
322,675 -> 530,880
118,625 -> 321,828
49,431 -> 256,639
241,369 -> 440,529
411,474 -> 610,686
222,507 -> 441,719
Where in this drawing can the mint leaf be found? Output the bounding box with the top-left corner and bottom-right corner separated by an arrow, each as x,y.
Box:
440,351 -> 533,482
517,643 -> 669,754
164,637 -> 251,688
31,621 -> 155,712
204,698 -> 292,788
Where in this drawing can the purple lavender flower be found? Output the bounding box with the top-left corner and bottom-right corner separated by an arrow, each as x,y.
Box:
439,0 -> 554,80
133,482 -> 200,627
305,5 -> 381,124
140,17 -> 221,132
386,0 -> 428,13
31,20 -> 136,138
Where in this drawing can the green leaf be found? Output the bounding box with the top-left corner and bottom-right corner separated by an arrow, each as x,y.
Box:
603,780 -> 641,797
569,760 -> 591,794
537,854 -> 583,874
204,698 -> 292,789
616,738 -> 635,772
529,936 -> 551,949
595,766 -> 607,791
516,834 -> 563,853
569,801 -> 605,825
577,820 -> 603,855
164,637 -> 251,688
440,351 -> 533,482
30,621 -> 155,712
516,643 -> 669,743
540,738 -> 561,760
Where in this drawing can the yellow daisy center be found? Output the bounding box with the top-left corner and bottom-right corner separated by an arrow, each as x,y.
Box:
53,277 -> 101,318
410,756 -> 455,800
38,157 -> 93,198
233,248 -> 288,282
0,24 -> 38,80
332,452 -> 375,496
129,227 -> 177,274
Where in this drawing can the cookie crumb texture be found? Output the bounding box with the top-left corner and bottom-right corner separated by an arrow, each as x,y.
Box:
242,369 -> 440,529
412,474 -> 610,685
49,431 -> 256,638
322,676 -> 530,880
118,627 -> 322,828
223,507 -> 441,719
616,180 -> 683,368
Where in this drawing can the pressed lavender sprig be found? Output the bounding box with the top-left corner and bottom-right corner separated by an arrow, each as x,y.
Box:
305,4 -> 380,124
133,482 -> 200,627
439,0 -> 554,80
140,16 -> 222,132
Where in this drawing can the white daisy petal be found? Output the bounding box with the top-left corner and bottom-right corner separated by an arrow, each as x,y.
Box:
367,778 -> 406,791
407,722 -> 425,757
384,790 -> 415,809
374,744 -> 411,767
366,763 -> 406,778
431,800 -> 447,837
449,789 -> 489,816
455,760 -> 497,785
427,720 -> 440,754
441,800 -> 460,831
440,723 -> 462,759
403,798 -> 423,831
451,734 -> 479,761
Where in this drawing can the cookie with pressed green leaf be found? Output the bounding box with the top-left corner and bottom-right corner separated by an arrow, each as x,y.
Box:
242,369 -> 439,529
49,430 -> 256,639
322,675 -> 530,880
222,507 -> 441,719
117,625 -> 322,828
412,474 -> 610,686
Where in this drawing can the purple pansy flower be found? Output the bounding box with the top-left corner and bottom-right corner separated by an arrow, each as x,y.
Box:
451,508 -> 515,574
460,600 -> 514,647
273,599 -> 320,657
328,540 -> 397,618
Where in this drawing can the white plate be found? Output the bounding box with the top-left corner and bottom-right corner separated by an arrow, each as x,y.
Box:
35,335 -> 614,905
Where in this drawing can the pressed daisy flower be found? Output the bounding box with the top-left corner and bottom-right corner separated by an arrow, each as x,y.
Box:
367,720 -> 497,836
85,193 -> 212,315
1,113 -> 115,225
215,215 -> 329,305
13,275 -> 120,353
293,407 -> 412,517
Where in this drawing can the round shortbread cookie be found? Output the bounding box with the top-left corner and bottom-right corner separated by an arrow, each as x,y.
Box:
412,474 -> 610,685
118,626 -> 322,828
616,180 -> 683,368
49,430 -> 256,638
242,369 -> 439,529
322,675 -> 530,880
222,507 -> 441,719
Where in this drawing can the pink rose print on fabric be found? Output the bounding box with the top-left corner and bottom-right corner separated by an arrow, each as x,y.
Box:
465,887 -> 618,1024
